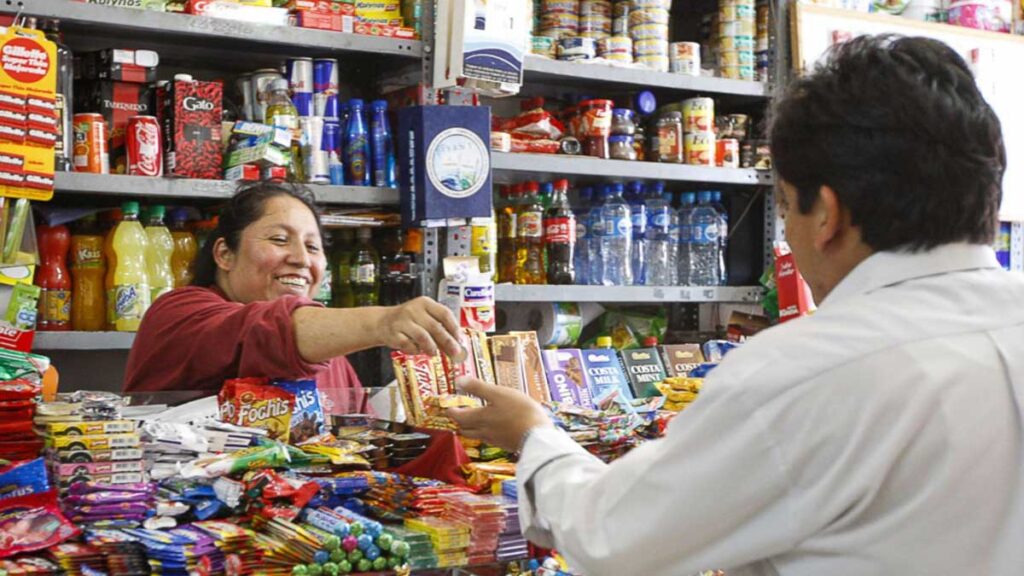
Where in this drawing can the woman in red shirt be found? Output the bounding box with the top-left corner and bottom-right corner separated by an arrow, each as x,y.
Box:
123,182 -> 462,411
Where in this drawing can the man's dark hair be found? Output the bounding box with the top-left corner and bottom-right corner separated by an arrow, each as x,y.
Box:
770,34 -> 1005,251
193,182 -> 324,287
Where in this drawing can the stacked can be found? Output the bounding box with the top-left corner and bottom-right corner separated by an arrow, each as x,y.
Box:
313,58 -> 342,185
539,0 -> 579,39
669,41 -> 701,75
249,68 -> 284,123
682,97 -> 716,166
579,0 -> 612,39
286,57 -> 314,117
755,0 -> 771,82
597,35 -> 633,62
718,0 -> 755,81
630,0 -> 671,72
612,0 -> 630,35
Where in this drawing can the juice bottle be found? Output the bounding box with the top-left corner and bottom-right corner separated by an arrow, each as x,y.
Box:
351,228 -> 379,307
103,208 -> 122,330
496,184 -> 519,283
70,215 -> 106,331
515,181 -> 545,285
35,224 -> 71,331
331,229 -> 355,308
111,201 -> 151,332
169,208 -> 197,287
265,78 -> 302,181
144,205 -> 174,303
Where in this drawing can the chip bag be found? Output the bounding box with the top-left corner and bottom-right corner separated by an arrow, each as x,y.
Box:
218,378 -> 295,442
0,490 -> 79,558
272,379 -> 325,444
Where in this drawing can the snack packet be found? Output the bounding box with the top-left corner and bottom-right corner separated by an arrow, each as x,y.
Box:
272,379 -> 325,444
0,490 -> 80,558
218,378 -> 295,442
0,458 -> 49,501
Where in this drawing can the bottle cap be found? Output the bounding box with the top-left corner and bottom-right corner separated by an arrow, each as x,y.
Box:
173,73 -> 194,82
121,201 -> 140,215
148,205 -> 166,220
270,78 -> 289,92
698,191 -> 713,203
349,98 -> 365,108
370,99 -> 388,110
635,91 -> 657,115
642,336 -> 658,347
596,336 -> 613,348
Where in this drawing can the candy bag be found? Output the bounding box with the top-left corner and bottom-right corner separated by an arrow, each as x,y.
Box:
0,458 -> 49,501
218,378 -> 294,442
0,490 -> 79,558
272,379 -> 325,444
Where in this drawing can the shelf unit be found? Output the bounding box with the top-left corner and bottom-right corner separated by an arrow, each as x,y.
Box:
55,173 -> 399,206
492,152 -> 773,186
33,332 -> 136,351
495,285 -> 765,304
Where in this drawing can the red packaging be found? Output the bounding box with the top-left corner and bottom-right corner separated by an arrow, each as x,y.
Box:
0,380 -> 40,400
75,81 -> 153,174
217,378 -> 294,442
353,22 -> 417,39
293,10 -> 354,32
0,490 -> 79,558
126,115 -> 162,176
161,78 -> 223,179
287,0 -> 355,14
774,241 -> 814,323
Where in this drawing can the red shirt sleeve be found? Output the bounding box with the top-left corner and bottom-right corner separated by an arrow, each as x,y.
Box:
123,286 -> 361,395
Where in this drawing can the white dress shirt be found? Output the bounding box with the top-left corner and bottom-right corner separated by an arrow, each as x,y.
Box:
517,243 -> 1024,575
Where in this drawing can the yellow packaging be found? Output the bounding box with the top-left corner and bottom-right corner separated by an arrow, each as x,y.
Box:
48,420 -> 135,436
50,433 -> 141,451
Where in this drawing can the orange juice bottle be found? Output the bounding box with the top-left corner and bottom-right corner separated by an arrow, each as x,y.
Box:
144,205 -> 174,303
70,215 -> 106,331
169,208 -> 197,288
102,208 -> 121,330
111,201 -> 151,332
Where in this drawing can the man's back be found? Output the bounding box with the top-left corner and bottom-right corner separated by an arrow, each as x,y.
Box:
713,244 -> 1024,574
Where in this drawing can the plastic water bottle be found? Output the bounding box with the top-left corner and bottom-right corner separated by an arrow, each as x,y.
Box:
644,183 -> 673,286
689,191 -> 721,286
677,192 -> 696,285
600,182 -> 633,286
626,181 -> 647,285
574,186 -> 592,285
711,191 -> 729,284
587,185 -> 608,285
665,191 -> 680,285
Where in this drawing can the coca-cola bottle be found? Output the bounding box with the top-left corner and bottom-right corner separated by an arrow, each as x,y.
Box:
544,178 -> 576,285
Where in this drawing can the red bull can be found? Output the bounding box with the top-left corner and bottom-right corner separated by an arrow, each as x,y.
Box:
286,57 -> 313,117
323,119 -> 344,185
314,93 -> 340,119
313,58 -> 339,95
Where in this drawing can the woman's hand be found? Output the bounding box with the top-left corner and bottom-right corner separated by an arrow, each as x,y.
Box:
376,296 -> 465,361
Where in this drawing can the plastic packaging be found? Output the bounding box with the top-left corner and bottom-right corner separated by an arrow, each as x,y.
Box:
110,202 -> 151,332
144,205 -> 174,305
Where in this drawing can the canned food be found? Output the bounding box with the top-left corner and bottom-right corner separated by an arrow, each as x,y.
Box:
720,4 -> 756,20
612,15 -> 630,35
721,20 -> 755,37
542,0 -> 579,13
604,52 -> 634,63
720,64 -> 756,80
669,41 -> 701,75
532,35 -> 558,58
635,55 -> 669,71
598,35 -> 633,56
682,97 -> 714,133
719,49 -> 755,67
633,38 -> 669,55
719,34 -> 755,51
629,0 -> 670,9
630,22 -> 669,40
754,140 -> 771,170
251,68 -> 284,123
629,7 -> 670,25
541,11 -> 579,35
684,132 -> 716,166
720,0 -> 755,7
740,141 -> 755,168
126,116 -> 162,177
579,0 -> 612,17
580,14 -> 612,34
716,137 -> 739,168
540,26 -> 579,39
72,113 -> 109,174
727,114 -> 750,140
559,37 -> 597,61
613,0 -> 630,17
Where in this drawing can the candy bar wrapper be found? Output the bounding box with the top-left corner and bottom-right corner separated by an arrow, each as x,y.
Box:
510,331 -> 552,403
404,354 -> 441,424
391,351 -> 418,425
65,490 -> 151,505
218,378 -> 295,443
272,379 -> 326,444
47,420 -> 136,436
67,481 -> 155,496
489,335 -> 526,394
468,328 -> 496,385
540,349 -> 592,408
71,502 -> 151,516
50,433 -> 141,451
659,344 -> 705,378
431,354 -> 451,395
0,458 -> 50,501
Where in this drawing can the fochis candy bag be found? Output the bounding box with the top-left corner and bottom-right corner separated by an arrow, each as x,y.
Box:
218,378 -> 295,442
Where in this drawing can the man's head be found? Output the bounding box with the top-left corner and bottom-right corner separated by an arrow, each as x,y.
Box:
769,35 -> 1005,303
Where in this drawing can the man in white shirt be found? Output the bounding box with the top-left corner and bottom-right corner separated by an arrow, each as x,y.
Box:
449,35 -> 1024,575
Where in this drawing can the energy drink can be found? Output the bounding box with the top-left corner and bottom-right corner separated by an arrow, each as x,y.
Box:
286,57 -> 313,117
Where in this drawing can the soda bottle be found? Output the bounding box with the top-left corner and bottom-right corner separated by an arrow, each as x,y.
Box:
544,178 -> 575,285
103,208 -> 122,329
35,224 -> 71,331
711,190 -> 729,284
587,185 -> 608,285
111,201 -> 151,331
265,78 -> 302,181
144,205 -> 175,304
351,228 -> 379,306
496,184 -> 519,283
331,228 -> 355,308
70,215 -> 106,331
626,181 -> 647,285
380,228 -> 418,305
688,191 -> 722,286
515,181 -> 545,285
644,183 -> 674,286
168,208 -> 197,288
573,186 -> 592,286
600,182 -> 633,286
470,214 -> 497,282
677,192 -> 696,285
345,99 -> 371,186
369,100 -> 397,188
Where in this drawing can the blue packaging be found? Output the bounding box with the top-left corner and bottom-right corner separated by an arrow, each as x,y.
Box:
273,379 -> 326,444
344,99 -> 371,186
0,458 -> 49,500
369,100 -> 397,188
702,340 -> 740,363
397,105 -> 493,226
323,119 -> 345,185
581,348 -> 634,401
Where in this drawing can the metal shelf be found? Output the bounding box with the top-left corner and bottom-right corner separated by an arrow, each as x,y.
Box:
11,0 -> 422,60
55,173 -> 399,205
495,284 -> 765,303
492,152 -> 773,186
524,55 -> 772,99
33,332 -> 136,351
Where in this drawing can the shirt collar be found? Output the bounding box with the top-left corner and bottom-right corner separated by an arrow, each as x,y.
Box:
820,243 -> 1001,308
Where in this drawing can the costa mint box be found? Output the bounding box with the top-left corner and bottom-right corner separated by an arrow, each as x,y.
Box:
620,347 -> 667,397
397,105 -> 492,226
540,348 -> 593,408
581,348 -> 634,401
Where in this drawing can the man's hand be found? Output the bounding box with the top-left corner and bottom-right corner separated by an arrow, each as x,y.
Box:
377,297 -> 465,362
447,377 -> 553,452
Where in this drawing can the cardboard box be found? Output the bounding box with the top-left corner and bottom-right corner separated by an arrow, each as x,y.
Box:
75,80 -> 155,174
489,335 -> 525,394
293,10 -> 355,31
353,21 -> 417,38
620,347 -> 667,398
540,348 -> 592,408
161,78 -> 223,179
286,0 -> 355,14
510,331 -> 551,403
80,49 -> 160,84
580,348 -> 633,401
659,344 -> 705,377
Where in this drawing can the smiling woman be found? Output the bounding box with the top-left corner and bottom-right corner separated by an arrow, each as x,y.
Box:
122,182 -> 464,407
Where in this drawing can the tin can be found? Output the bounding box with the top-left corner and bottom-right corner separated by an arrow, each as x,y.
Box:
597,35 -> 633,57
251,68 -> 284,123
630,0 -> 670,9
323,119 -> 345,185
580,0 -> 612,16
579,15 -> 612,37
300,117 -> 329,184
682,97 -> 714,133
72,113 -> 109,174
635,54 -> 669,71
740,140 -> 755,168
716,137 -> 739,168
286,57 -> 313,117
126,116 -> 162,177
727,113 -> 750,140
721,64 -> 755,80
754,139 -> 772,170
236,73 -> 255,122
559,37 -> 597,61
314,93 -> 340,119
633,38 -> 669,56
684,132 -> 715,166
669,41 -> 701,75
719,34 -> 755,51
629,7 -> 670,25
313,58 -> 339,95
532,35 -> 558,58
630,22 -> 669,40
542,0 -> 579,12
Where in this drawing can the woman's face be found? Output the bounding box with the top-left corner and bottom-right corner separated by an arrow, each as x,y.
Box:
214,195 -> 326,304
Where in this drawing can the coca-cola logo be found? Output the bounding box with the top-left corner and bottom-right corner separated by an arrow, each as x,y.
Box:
132,120 -> 160,176
183,97 -> 214,112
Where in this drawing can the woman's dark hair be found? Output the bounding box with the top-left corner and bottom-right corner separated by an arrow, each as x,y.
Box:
769,34 -> 1005,251
192,182 -> 323,287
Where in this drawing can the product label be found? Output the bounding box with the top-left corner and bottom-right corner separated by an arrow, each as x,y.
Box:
631,209 -> 647,233
651,210 -> 670,230
426,127 -> 490,199
352,263 -> 376,284
72,245 -> 103,268
518,211 -> 543,238
544,217 -> 575,244
604,216 -> 631,238
470,224 -> 494,255
113,283 -> 149,321
346,136 -> 367,182
692,223 -> 719,244
41,289 -> 70,325
575,218 -> 588,240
